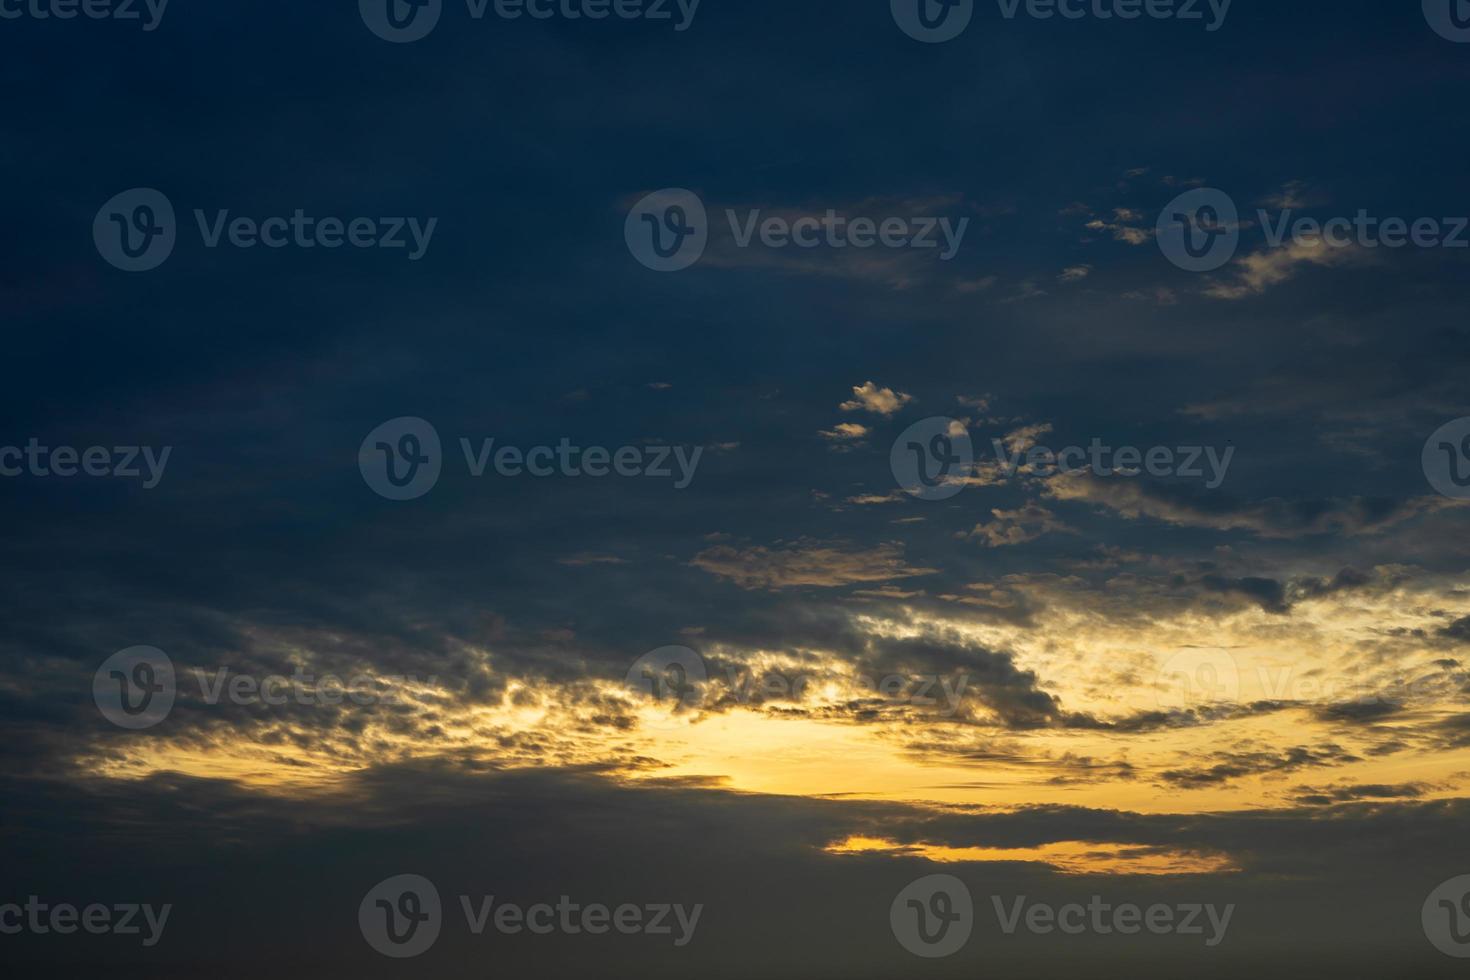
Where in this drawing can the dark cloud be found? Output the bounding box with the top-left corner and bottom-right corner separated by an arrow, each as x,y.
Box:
4,764 -> 1469,978
1288,782 -> 1434,807
1159,745 -> 1362,789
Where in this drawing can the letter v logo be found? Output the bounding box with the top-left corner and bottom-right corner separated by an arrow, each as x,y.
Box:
892,0 -> 973,41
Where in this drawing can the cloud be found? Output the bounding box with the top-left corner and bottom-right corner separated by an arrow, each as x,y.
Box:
819,422 -> 869,441
690,539 -> 937,590
558,553 -> 630,567
12,756 -> 1470,976
999,422 -> 1053,455
1199,574 -> 1291,614
1121,286 -> 1178,305
1258,180 -> 1323,210
1044,472 -> 1457,539
1442,617 -> 1470,643
1288,781 -> 1432,806
1084,213 -> 1152,245
1002,279 -> 1048,303
839,382 -> 914,416
955,275 -> 998,293
845,491 -> 906,505
963,504 -> 1074,548
1160,745 -> 1360,789
1205,239 -> 1369,300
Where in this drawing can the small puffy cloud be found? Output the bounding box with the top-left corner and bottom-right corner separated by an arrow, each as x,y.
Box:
820,422 -> 869,441
846,491 -> 906,506
840,382 -> 915,417
962,503 -> 1074,548
1000,422 -> 1053,455
1058,264 -> 1093,283
1085,215 -> 1152,245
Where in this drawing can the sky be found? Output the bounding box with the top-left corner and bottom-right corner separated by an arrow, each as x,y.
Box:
4,0 -> 1470,976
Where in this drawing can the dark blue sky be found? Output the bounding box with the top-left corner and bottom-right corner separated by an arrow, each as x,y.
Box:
4,2 -> 1470,977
